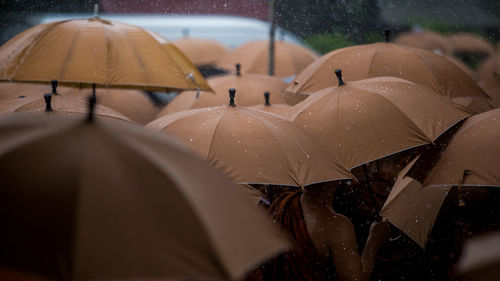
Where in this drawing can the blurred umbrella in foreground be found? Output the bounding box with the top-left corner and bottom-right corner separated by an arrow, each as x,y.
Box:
217,40 -> 318,78
394,30 -> 453,55
290,73 -> 471,170
457,231 -> 500,281
173,37 -> 229,66
381,108 -> 500,248
284,40 -> 490,112
0,17 -> 210,92
147,89 -> 352,187
250,92 -> 293,118
0,112 -> 289,281
0,93 -> 131,122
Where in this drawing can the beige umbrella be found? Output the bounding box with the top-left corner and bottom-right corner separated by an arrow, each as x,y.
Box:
284,42 -> 489,111
394,30 -> 453,55
217,40 -> 318,77
207,65 -> 287,106
173,37 -> 229,66
157,90 -> 218,117
250,92 -> 293,118
0,17 -> 210,92
381,108 -> 500,248
147,89 -> 353,187
0,93 -> 131,122
0,112 -> 289,281
290,74 -> 471,170
457,231 -> 500,281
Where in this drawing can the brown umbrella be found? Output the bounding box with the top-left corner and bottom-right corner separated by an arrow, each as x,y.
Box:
207,65 -> 287,106
380,158 -> 451,249
217,40 -> 318,77
0,82 -> 158,124
444,55 -> 477,80
448,33 -> 495,57
478,56 -> 500,108
284,42 -> 489,110
0,17 -> 210,92
147,89 -> 353,187
290,74 -> 471,170
457,231 -> 500,281
157,90 -> 218,117
0,113 -> 290,281
394,30 -> 453,55
382,108 -> 500,248
173,37 -> 229,66
250,92 -> 293,118
0,93 -> 131,122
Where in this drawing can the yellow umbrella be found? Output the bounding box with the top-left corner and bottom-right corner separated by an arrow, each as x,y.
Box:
0,17 -> 210,92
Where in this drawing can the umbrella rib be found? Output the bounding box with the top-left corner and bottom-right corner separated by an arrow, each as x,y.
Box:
58,27 -> 83,81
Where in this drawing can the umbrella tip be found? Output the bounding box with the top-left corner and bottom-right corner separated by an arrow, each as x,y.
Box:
384,28 -> 391,42
334,69 -> 345,86
51,80 -> 58,95
228,88 -> 236,107
87,94 -> 97,122
264,91 -> 271,106
43,93 -> 53,112
235,63 -> 241,76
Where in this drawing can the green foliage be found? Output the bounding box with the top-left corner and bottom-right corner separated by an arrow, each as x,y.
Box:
305,33 -> 355,54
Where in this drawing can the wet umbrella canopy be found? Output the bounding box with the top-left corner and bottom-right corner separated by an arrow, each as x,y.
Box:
290,74 -> 471,170
0,113 -> 290,281
0,17 -> 210,92
284,41 -> 491,112
147,89 -> 353,187
393,30 -> 453,55
173,37 -> 229,66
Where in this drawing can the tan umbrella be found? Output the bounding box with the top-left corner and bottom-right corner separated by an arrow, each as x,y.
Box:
147,89 -> 353,187
250,91 -> 293,118
478,56 -> 500,108
394,30 -> 453,55
284,42 -> 489,110
0,94 -> 131,122
457,231 -> 500,281
0,17 -> 210,92
380,158 -> 451,249
290,74 -> 472,170
0,113 -> 289,281
381,108 -> 500,248
173,37 -> 229,66
217,40 -> 318,77
444,55 -> 477,80
448,33 -> 495,57
0,82 -> 158,124
207,65 -> 287,106
157,90 -> 218,117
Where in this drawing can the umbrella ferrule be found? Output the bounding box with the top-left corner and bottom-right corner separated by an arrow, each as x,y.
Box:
384,28 -> 391,42
264,91 -> 271,106
335,69 -> 345,86
51,80 -> 58,95
44,94 -> 53,112
235,63 -> 241,76
228,88 -> 236,107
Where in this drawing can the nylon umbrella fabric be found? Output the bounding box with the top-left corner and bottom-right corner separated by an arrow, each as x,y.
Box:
394,30 -> 453,55
0,18 -> 210,92
207,72 -> 287,106
251,103 -> 293,119
217,40 -> 318,78
289,77 -> 471,170
157,90 -> 219,117
0,113 -> 290,281
283,42 -> 489,111
478,55 -> 500,108
448,33 -> 495,57
0,94 -> 131,123
408,108 -> 500,188
457,231 -> 500,281
173,37 -> 229,66
147,104 -> 353,187
0,82 -> 54,101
